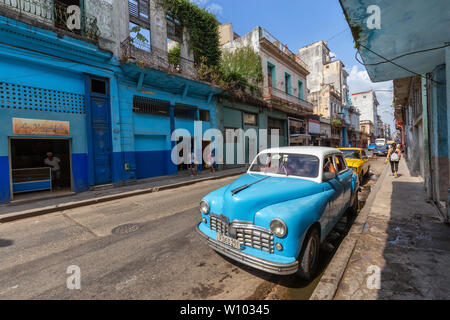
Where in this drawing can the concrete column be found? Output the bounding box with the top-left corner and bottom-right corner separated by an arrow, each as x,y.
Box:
150,0 -> 168,68
180,27 -> 196,78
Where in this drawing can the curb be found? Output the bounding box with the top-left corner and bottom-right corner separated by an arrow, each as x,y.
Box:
0,170 -> 244,224
310,162 -> 390,300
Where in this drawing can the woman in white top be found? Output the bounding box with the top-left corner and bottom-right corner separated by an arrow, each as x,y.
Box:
386,143 -> 401,177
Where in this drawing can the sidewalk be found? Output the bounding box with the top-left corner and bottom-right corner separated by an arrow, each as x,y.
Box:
312,158 -> 450,300
0,167 -> 246,223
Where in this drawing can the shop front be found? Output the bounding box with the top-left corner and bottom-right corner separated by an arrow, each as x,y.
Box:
288,117 -> 309,146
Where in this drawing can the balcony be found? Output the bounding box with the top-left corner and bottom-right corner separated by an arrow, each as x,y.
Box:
263,86 -> 313,116
120,35 -> 197,79
259,27 -> 309,74
0,0 -> 100,42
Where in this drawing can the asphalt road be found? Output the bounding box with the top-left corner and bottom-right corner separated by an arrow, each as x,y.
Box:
0,176 -> 276,299
0,157 -> 387,300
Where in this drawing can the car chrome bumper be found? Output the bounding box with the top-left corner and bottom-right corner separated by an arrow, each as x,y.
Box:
196,224 -> 299,275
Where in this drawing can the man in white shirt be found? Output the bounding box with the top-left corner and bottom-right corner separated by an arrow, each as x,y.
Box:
44,152 -> 61,188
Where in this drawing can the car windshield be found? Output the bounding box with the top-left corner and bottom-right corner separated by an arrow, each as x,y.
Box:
341,150 -> 361,159
249,153 -> 319,178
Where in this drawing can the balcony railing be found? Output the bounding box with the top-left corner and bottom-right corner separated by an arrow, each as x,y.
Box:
120,36 -> 197,78
263,86 -> 313,115
264,86 -> 311,107
260,28 -> 308,71
0,0 -> 100,41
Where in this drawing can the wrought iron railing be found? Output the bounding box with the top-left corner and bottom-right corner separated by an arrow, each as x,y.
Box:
263,86 -> 313,109
0,0 -> 100,41
120,36 -> 197,78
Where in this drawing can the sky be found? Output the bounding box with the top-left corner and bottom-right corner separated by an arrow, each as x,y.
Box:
191,0 -> 395,131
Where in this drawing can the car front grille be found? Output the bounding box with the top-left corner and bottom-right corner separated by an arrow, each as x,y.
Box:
209,215 -> 275,253
210,214 -> 229,235
235,225 -> 274,253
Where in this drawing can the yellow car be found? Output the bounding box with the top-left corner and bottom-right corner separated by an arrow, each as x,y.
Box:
338,148 -> 370,183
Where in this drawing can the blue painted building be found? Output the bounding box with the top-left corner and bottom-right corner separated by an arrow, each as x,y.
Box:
0,0 -> 221,204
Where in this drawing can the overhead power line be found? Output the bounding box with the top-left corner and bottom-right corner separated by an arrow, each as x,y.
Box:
354,43 -> 444,85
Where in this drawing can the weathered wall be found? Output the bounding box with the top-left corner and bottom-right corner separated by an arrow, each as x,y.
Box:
85,0 -> 116,54
218,23 -> 234,46
259,47 -> 307,98
221,26 -> 260,53
352,91 -> 378,133
299,41 -> 330,93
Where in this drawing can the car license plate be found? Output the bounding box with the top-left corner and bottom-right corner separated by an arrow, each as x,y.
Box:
217,233 -> 241,249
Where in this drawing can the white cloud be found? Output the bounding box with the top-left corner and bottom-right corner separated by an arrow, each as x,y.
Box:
189,0 -> 222,16
206,3 -> 223,15
191,0 -> 209,5
347,65 -> 395,130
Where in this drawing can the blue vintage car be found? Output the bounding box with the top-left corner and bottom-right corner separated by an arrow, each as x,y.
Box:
197,147 -> 360,279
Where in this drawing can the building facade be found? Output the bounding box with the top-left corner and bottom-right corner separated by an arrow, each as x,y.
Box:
219,24 -> 313,149
299,40 -> 350,147
352,90 -> 379,140
0,0 -> 221,203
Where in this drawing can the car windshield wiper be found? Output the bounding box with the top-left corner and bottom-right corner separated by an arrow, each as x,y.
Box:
231,176 -> 271,196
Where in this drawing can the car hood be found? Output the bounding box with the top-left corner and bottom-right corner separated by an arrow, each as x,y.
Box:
220,173 -> 322,223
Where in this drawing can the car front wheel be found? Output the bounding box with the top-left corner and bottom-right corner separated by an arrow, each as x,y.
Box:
297,228 -> 320,280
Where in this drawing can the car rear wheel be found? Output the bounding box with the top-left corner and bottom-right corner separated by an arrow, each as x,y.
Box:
365,166 -> 371,177
297,228 -> 320,280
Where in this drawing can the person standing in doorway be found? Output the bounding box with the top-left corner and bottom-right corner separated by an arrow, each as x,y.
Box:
386,143 -> 401,177
44,152 -> 62,189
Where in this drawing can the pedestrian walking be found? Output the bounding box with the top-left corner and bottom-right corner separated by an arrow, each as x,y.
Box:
386,142 -> 401,177
207,151 -> 215,174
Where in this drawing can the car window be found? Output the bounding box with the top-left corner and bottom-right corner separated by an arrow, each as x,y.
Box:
249,153 -> 320,178
334,154 -> 347,173
362,150 -> 367,157
323,156 -> 336,174
341,149 -> 361,159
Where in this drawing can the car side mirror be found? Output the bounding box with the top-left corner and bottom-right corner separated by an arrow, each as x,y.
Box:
323,172 -> 337,182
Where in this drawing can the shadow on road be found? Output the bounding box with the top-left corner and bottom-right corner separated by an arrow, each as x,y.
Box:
0,239 -> 14,248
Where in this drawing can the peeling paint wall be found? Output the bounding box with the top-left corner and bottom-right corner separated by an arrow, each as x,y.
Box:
299,41 -> 330,93
85,0 -> 116,54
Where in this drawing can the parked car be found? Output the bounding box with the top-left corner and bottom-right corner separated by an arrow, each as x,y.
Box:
338,148 -> 370,184
367,143 -> 377,151
374,144 -> 389,156
197,147 -> 360,279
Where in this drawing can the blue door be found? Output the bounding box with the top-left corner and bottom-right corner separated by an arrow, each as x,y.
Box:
89,78 -> 112,185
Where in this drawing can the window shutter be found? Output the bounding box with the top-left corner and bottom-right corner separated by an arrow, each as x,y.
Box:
129,0 -> 150,26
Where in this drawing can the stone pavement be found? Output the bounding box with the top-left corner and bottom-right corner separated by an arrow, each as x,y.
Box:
0,167 -> 246,222
312,158 -> 450,300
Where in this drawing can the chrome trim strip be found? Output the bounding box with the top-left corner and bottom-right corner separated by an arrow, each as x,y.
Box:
231,222 -> 273,234
197,224 -> 298,276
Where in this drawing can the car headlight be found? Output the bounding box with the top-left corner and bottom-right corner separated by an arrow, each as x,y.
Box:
200,200 -> 210,214
270,218 -> 287,238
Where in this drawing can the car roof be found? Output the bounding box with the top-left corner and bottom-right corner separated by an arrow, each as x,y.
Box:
259,146 -> 341,158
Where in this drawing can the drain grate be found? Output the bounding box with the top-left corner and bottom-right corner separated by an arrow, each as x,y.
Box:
111,223 -> 140,235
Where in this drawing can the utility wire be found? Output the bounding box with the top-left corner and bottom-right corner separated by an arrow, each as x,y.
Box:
354,43 -> 444,85
361,43 -> 450,66
326,28 -> 348,43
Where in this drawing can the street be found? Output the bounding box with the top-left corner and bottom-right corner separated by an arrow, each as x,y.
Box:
0,157 -> 386,300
